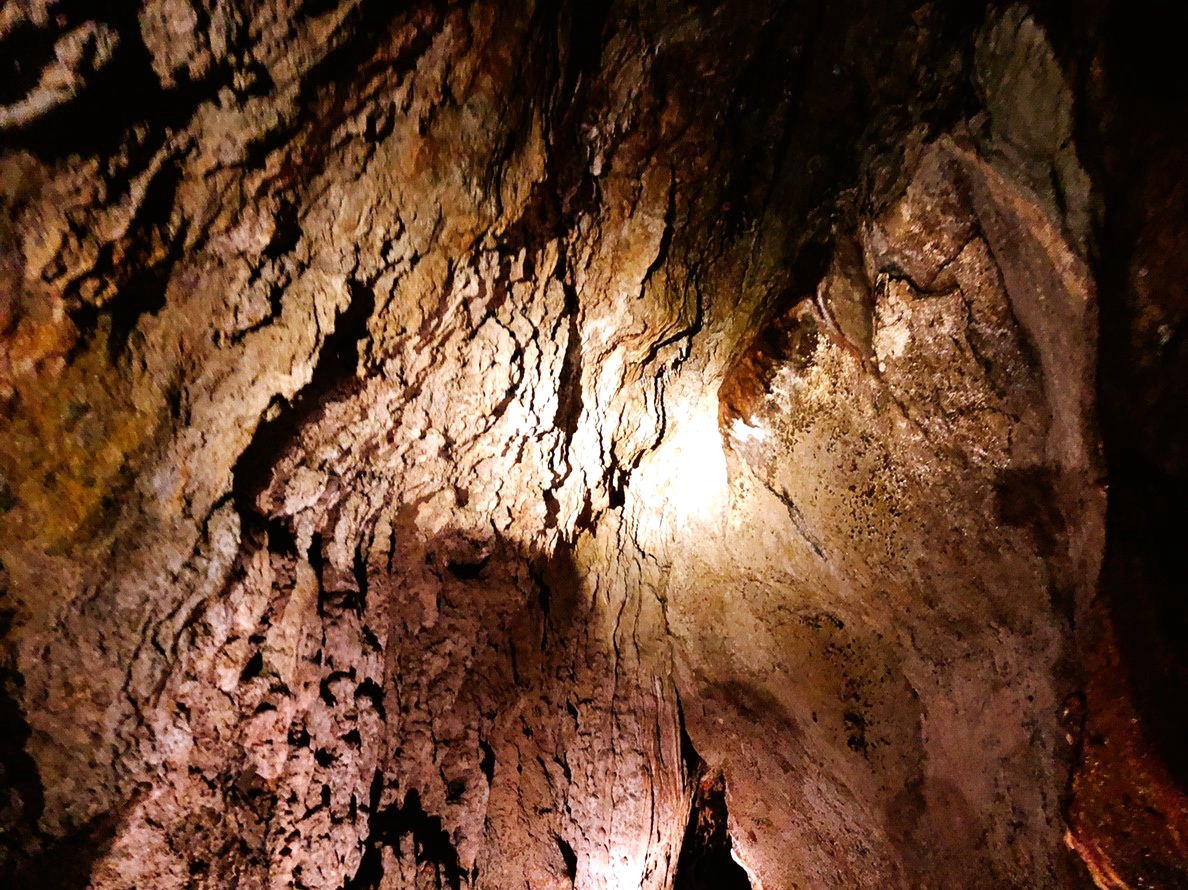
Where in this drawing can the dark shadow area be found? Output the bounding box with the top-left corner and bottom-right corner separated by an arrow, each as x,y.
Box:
0,582 -> 118,888
1096,471 -> 1188,784
1085,0 -> 1188,785
231,276 -> 376,519
346,779 -> 465,890
673,701 -> 751,890
0,1 -> 215,161
673,771 -> 753,890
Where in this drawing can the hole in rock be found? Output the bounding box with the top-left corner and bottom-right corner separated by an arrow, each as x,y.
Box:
345,786 -> 465,890
556,834 -> 578,882
674,772 -> 753,890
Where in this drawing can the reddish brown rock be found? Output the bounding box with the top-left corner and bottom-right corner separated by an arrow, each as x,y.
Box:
0,2 -> 1185,889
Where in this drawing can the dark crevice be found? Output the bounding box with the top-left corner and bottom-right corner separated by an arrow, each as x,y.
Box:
262,198 -> 303,264
673,696 -> 751,890
0,650 -> 43,882
1097,465 -> 1188,784
266,517 -> 299,556
0,19 -> 62,106
1086,0 -> 1188,786
344,787 -> 465,890
478,740 -> 496,785
554,259 -> 585,446
445,554 -> 488,581
673,772 -> 753,890
102,161 -> 187,359
350,545 -> 370,614
558,0 -> 612,110
0,2 -> 223,160
318,676 -> 338,707
231,277 -> 376,521
354,679 -> 386,721
555,834 -> 578,884
239,651 -> 264,684
58,151 -> 188,365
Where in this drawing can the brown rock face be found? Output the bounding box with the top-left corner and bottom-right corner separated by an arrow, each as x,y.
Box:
0,2 -> 1184,888
709,133 -> 1103,888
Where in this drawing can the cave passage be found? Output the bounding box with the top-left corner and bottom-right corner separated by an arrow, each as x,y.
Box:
674,773 -> 753,890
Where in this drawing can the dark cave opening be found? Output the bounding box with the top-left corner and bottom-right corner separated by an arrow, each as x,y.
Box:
673,772 -> 753,890
345,782 -> 465,890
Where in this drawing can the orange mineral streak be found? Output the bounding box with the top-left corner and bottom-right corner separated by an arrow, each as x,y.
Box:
1066,618 -> 1188,889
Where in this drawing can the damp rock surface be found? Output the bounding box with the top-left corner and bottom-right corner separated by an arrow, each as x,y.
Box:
0,1 -> 1185,888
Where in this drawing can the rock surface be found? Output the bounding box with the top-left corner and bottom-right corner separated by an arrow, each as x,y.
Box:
0,1 -> 1184,888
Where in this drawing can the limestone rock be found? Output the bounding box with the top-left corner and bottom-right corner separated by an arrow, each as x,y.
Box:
0,2 -> 1184,888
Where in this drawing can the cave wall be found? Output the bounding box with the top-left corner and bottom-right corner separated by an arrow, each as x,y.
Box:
0,1 -> 1185,888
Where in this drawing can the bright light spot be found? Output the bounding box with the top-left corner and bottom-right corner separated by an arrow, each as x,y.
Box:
729,416 -> 767,443
732,847 -> 764,889
592,852 -> 646,889
666,396 -> 729,519
627,391 -> 730,550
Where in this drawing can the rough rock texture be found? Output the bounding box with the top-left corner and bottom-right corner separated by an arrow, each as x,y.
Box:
0,1 -> 1185,888
704,132 -> 1103,889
